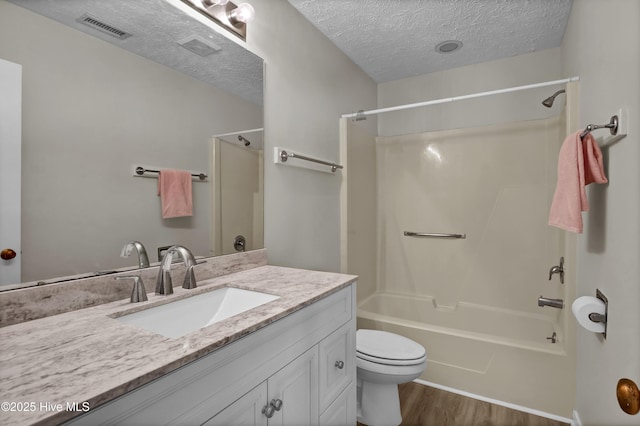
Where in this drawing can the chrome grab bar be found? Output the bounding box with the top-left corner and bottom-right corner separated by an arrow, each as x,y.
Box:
404,231 -> 466,239
280,150 -> 343,173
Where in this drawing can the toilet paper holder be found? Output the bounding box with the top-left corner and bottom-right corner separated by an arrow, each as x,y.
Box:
591,289 -> 609,339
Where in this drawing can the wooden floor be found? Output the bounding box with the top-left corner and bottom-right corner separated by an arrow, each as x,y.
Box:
358,382 -> 569,426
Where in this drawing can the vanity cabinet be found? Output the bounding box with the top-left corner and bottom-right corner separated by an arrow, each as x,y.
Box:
206,347 -> 318,426
65,284 -> 356,426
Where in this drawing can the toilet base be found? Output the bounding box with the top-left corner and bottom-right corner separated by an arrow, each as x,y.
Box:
357,378 -> 402,426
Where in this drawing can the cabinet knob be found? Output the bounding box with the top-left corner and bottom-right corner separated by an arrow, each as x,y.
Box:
334,360 -> 344,369
271,398 -> 283,411
262,404 -> 275,418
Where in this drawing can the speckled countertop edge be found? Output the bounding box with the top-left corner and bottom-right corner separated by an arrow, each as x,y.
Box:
0,265 -> 357,426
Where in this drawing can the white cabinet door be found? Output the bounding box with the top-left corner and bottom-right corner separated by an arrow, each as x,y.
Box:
318,322 -> 354,413
319,383 -> 356,426
269,347 -> 319,426
206,347 -> 320,426
203,382 -> 268,426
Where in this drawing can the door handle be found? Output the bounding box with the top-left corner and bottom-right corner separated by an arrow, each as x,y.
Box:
1,248 -> 17,260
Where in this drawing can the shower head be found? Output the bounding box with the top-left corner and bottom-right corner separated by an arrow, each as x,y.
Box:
542,90 -> 566,108
238,135 -> 250,146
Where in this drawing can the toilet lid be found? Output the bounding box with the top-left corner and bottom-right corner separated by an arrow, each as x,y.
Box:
357,329 -> 426,361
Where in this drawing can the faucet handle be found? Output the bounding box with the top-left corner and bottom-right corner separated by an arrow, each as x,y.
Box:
548,257 -> 564,284
115,275 -> 148,303
182,265 -> 198,290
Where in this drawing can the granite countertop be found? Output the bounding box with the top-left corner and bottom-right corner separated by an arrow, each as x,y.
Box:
0,265 -> 357,426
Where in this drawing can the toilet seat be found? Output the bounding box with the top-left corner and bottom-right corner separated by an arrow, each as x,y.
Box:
356,329 -> 426,366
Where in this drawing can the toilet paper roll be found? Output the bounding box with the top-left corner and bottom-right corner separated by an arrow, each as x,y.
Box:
571,296 -> 606,333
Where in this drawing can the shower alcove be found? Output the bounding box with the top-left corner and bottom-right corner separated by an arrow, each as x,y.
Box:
340,82 -> 579,419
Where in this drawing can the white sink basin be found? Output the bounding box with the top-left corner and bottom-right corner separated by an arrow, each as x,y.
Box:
116,287 -> 279,339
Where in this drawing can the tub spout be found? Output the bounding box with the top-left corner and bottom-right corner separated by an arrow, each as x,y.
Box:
538,296 -> 564,309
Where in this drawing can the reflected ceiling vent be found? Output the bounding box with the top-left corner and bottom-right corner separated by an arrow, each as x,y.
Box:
178,35 -> 222,57
76,13 -> 132,40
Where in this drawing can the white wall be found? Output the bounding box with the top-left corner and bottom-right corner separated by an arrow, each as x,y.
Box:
378,47 -> 564,137
561,1 -> 640,424
244,0 -> 377,272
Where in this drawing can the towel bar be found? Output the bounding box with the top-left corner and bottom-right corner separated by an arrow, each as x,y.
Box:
580,115 -> 618,139
134,166 -> 207,181
404,231 -> 466,239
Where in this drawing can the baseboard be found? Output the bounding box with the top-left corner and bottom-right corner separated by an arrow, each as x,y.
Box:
413,379 -> 573,424
572,410 -> 582,426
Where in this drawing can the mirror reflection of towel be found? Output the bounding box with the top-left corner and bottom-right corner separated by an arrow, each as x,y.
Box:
548,131 -> 607,233
157,169 -> 193,219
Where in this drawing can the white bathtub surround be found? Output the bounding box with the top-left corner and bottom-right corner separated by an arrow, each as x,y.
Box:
346,82 -> 580,418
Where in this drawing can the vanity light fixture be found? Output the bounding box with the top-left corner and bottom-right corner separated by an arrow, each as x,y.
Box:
181,0 -> 255,41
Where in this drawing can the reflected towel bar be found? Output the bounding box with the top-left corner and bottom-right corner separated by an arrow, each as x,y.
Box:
134,166 -> 207,181
404,231 -> 466,239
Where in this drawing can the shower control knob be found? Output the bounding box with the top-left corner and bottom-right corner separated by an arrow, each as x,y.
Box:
233,235 -> 246,252
548,257 -> 564,284
335,360 -> 344,369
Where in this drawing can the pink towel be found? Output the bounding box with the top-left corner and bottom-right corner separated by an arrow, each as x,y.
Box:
157,169 -> 193,219
548,131 -> 607,233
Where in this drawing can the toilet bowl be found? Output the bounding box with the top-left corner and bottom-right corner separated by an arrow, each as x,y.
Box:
356,329 -> 426,426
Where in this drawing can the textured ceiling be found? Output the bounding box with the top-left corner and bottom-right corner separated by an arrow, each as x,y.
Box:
288,0 -> 573,83
8,0 -> 263,105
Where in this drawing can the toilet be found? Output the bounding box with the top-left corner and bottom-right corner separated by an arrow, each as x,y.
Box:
356,329 -> 427,426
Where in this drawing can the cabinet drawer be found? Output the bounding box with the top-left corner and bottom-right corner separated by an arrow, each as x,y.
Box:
318,321 -> 354,413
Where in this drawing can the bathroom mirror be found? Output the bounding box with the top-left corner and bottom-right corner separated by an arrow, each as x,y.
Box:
0,0 -> 264,288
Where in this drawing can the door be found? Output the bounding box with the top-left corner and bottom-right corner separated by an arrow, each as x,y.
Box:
0,58 -> 21,285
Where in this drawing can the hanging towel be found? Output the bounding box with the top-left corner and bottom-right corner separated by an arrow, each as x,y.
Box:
157,169 -> 193,219
548,131 -> 607,233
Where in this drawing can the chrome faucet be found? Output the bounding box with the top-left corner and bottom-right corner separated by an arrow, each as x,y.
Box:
538,296 -> 564,309
155,245 -> 197,295
121,241 -> 150,268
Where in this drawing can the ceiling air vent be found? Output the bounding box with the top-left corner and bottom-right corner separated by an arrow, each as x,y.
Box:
178,35 -> 222,57
76,14 -> 132,40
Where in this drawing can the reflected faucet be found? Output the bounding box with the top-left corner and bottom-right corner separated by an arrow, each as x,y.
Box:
155,245 -> 197,295
121,241 -> 150,269
538,296 -> 564,309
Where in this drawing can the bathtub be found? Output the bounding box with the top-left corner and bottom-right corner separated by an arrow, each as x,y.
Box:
357,291 -> 575,418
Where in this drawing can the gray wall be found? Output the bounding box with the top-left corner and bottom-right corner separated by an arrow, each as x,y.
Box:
245,0 -> 378,272
562,1 -> 640,424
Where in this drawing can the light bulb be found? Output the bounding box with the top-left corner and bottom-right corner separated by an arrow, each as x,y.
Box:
228,3 -> 255,24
